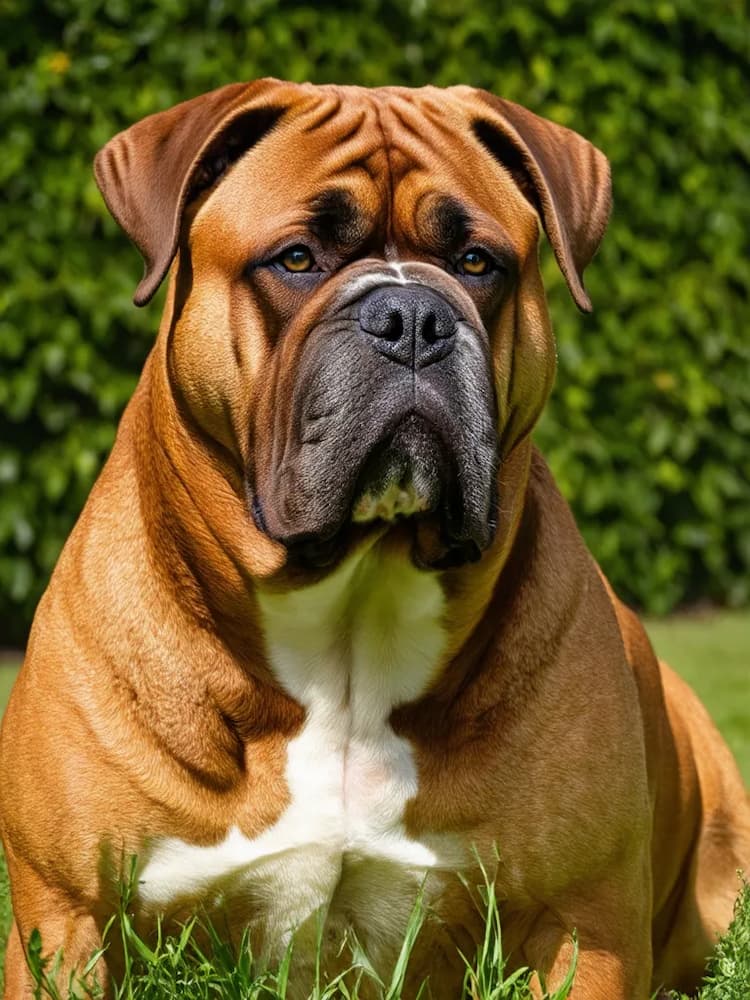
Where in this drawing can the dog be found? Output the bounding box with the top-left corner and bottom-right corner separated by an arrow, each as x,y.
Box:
1,78 -> 748,999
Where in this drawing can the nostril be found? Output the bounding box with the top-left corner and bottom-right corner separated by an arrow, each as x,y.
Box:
359,285 -> 456,367
383,310 -> 404,342
422,312 -> 437,345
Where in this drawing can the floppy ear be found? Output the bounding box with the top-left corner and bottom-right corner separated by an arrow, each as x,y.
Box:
94,79 -> 286,306
469,91 -> 611,312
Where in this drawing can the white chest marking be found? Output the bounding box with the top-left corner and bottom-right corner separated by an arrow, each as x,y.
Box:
138,544 -> 451,959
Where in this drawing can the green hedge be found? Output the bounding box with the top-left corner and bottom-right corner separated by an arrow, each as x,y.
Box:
1,0 -> 748,642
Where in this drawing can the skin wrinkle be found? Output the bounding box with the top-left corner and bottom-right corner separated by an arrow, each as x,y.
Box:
368,95 -> 397,252
339,154 -> 380,184
386,96 -> 468,181
152,432 -> 241,587
335,109 -> 367,145
142,358 -> 278,647
165,229 -> 249,471
266,310 -> 333,527
67,620 -> 236,812
301,95 -> 342,133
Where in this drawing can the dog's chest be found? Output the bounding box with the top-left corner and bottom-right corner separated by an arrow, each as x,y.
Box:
138,548 -> 450,964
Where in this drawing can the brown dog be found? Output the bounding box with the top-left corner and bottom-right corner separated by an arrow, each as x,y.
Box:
1,79 -> 748,999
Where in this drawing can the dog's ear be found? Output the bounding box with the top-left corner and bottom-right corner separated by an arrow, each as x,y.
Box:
468,91 -> 611,313
94,80 -> 286,306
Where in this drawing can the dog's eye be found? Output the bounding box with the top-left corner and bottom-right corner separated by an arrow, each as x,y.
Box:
457,249 -> 492,276
279,245 -> 315,273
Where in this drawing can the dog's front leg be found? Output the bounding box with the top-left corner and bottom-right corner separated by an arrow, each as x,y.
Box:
2,916 -> 109,1000
522,872 -> 653,1000
2,852 -> 110,1000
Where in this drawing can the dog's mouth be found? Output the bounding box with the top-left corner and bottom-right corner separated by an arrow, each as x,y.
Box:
351,415 -> 447,526
254,413 -> 495,572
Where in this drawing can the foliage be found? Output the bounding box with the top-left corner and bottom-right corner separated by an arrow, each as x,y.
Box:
697,876 -> 750,1000
1,0 -> 748,640
669,876 -> 750,1000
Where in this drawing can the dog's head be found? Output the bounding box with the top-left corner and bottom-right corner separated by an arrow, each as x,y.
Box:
95,79 -> 610,572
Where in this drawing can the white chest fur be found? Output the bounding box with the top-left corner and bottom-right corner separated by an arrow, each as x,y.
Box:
138,543 -> 451,972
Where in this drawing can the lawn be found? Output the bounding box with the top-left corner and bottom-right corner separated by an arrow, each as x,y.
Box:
0,660 -> 17,714
0,609 -> 747,997
645,610 -> 750,783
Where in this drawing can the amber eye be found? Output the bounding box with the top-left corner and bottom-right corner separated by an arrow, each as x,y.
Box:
279,245 -> 315,272
457,249 -> 492,276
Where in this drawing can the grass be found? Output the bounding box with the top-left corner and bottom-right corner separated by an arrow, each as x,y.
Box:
10,866 -> 750,999
669,878 -> 750,1000
20,859 -> 580,1000
645,610 -> 750,783
0,609 -> 748,997
0,665 -> 18,713
0,849 -> 10,984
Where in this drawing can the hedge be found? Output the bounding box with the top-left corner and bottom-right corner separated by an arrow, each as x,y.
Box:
1,0 -> 748,644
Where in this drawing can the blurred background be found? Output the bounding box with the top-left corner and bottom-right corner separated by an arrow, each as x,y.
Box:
0,1 -> 748,769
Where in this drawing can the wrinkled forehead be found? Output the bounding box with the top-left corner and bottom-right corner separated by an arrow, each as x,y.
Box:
195,84 -> 539,259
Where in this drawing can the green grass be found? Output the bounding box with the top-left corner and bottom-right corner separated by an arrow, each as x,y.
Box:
0,664 -> 18,711
645,610 -> 750,783
18,860 -> 580,1000
0,609 -> 748,997
669,878 -> 750,1000
10,866 -> 750,999
0,847 -> 10,987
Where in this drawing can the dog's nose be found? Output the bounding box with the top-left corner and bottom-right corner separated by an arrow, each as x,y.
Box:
358,285 -> 457,367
